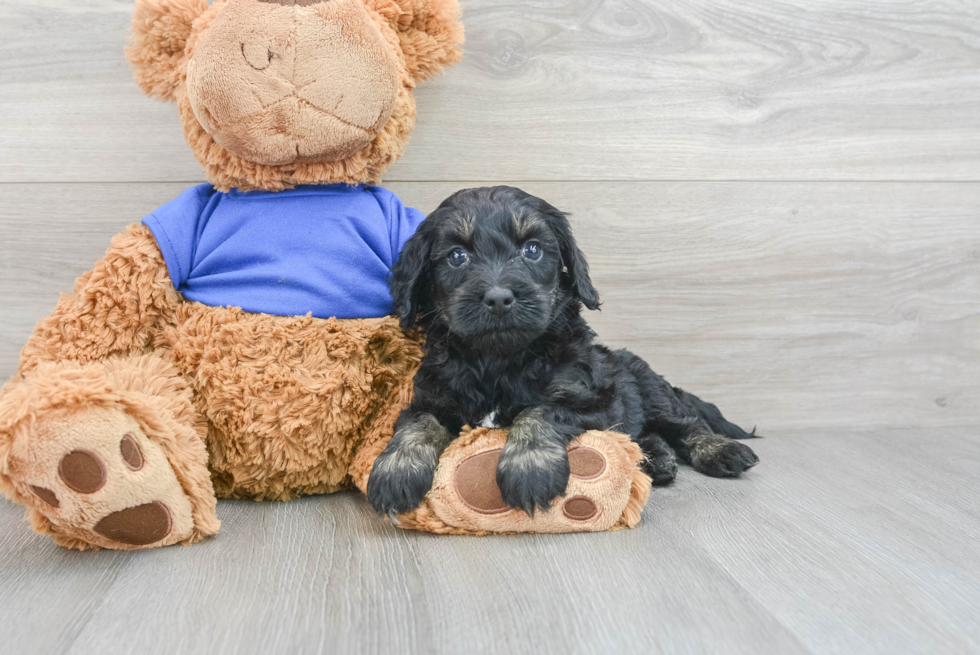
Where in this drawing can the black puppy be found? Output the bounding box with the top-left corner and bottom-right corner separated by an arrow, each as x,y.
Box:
367,186 -> 759,516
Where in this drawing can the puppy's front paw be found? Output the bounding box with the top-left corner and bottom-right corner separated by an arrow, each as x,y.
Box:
496,440 -> 570,516
366,444 -> 439,516
692,440 -> 759,478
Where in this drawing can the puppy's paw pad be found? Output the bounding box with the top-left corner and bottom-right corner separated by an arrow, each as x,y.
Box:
642,451 -> 677,487
694,441 -> 759,478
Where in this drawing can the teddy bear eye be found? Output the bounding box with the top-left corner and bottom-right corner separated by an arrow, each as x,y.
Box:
241,42 -> 274,71
448,248 -> 470,268
522,241 -> 542,261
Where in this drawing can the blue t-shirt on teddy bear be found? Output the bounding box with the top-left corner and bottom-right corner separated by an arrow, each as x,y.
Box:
142,183 -> 425,319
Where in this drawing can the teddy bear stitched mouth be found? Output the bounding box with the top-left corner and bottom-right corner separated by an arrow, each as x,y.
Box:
203,92 -> 379,136
258,95 -> 378,136
200,94 -> 381,165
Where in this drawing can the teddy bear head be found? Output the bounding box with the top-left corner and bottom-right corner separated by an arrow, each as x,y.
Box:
127,0 -> 463,191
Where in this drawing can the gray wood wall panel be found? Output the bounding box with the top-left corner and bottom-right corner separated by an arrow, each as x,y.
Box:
2,181 -> 977,431
2,1 -> 980,183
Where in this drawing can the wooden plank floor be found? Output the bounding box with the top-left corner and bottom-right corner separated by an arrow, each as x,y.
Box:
1,428 -> 979,655
1,1 -> 979,654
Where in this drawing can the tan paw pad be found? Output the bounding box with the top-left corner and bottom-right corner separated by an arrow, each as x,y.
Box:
402,428 -> 647,534
8,408 -> 196,549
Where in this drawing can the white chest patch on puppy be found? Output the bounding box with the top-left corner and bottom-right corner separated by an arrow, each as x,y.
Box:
479,411 -> 501,429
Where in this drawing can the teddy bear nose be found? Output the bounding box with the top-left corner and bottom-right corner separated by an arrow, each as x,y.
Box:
257,0 -> 329,6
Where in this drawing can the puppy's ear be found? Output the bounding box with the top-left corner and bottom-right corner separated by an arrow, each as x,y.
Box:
531,198 -> 600,310
126,0 -> 207,102
390,213 -> 439,330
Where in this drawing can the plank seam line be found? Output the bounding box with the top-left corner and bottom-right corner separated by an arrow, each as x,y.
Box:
2,180 -> 980,185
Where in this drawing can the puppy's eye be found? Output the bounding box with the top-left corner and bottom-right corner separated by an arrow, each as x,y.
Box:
448,248 -> 470,268
522,241 -> 543,261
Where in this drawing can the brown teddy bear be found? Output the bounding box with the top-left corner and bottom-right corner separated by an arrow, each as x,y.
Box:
0,0 -> 650,550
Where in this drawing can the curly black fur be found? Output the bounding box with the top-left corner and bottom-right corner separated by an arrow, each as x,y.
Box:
366,186 -> 759,516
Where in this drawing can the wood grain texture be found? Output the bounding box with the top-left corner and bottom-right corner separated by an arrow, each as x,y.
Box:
2,1 -> 979,653
1,428 -> 979,655
2,181 -> 977,431
2,1 -> 980,182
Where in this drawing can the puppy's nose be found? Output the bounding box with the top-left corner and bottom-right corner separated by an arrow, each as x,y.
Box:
484,287 -> 515,314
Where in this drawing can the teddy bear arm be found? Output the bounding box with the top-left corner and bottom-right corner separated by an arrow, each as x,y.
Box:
18,224 -> 181,376
394,428 -> 653,535
0,352 -> 219,550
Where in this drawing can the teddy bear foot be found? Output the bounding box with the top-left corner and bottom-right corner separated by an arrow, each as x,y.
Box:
393,428 -> 652,535
11,407 -> 198,550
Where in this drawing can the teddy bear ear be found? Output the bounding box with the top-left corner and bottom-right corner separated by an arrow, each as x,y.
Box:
382,0 -> 464,81
126,0 -> 208,102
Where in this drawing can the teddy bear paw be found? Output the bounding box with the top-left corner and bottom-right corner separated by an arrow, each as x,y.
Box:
395,428 -> 650,534
455,444 -> 607,521
12,408 -> 196,549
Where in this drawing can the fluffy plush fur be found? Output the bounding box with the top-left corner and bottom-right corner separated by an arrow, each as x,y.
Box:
127,0 -> 463,191
0,225 -> 422,549
164,301 -> 422,500
0,353 -> 217,550
367,187 -> 759,516
0,0 -> 653,549
0,0 -> 462,550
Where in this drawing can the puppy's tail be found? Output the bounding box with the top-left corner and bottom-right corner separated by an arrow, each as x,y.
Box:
671,387 -> 758,440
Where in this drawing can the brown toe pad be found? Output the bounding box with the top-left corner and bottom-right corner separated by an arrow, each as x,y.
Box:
59,450 -> 106,493
31,485 -> 60,508
454,449 -> 508,514
569,447 -> 606,479
93,501 -> 172,546
120,433 -> 144,471
562,495 -> 598,521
